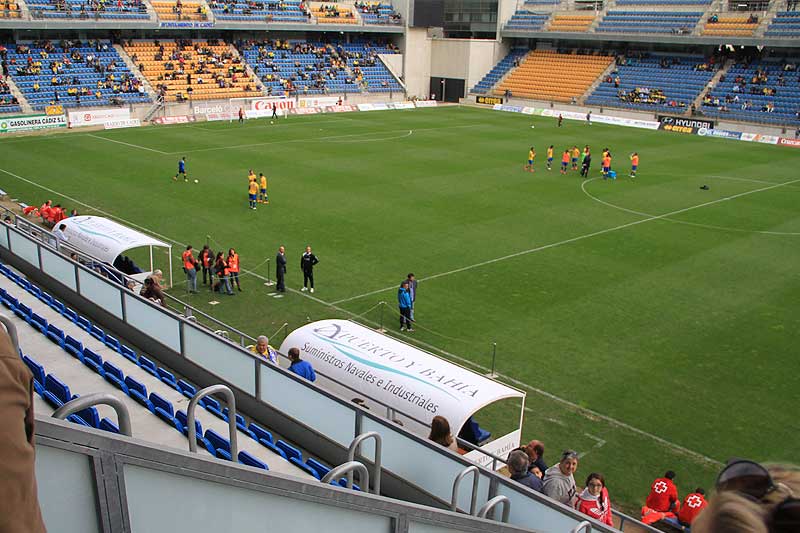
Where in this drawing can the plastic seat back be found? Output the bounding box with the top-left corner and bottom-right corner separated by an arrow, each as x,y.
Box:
238,451 -> 269,470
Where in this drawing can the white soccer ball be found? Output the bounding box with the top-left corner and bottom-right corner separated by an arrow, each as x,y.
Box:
531,125 -> 535,129
270,121 -> 274,124
194,179 -> 199,183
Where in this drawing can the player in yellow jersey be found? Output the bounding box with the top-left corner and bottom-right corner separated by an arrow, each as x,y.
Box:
571,146 -> 580,171
248,179 -> 259,210
546,145 -> 554,171
248,169 -> 257,184
259,173 -> 269,204
525,147 -> 536,172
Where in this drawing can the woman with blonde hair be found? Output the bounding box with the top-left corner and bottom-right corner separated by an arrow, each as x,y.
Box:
428,416 -> 458,452
692,459 -> 799,533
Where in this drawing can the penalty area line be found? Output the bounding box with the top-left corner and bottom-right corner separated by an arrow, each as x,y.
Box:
87,134 -> 170,155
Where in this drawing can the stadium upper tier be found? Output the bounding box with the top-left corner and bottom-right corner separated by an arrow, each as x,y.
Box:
495,50 -> 614,103
700,60 -> 800,125
766,11 -> 800,36
124,39 -> 262,102
5,40 -> 150,111
586,54 -> 715,111
26,0 -> 149,20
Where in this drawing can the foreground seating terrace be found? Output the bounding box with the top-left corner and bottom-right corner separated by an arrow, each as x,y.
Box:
6,40 -> 150,111
766,11 -> 800,36
0,0 -> 21,18
471,48 -> 527,94
210,0 -> 309,21
151,0 -> 208,21
702,14 -> 759,36
27,0 -> 149,20
505,10 -> 550,30
125,39 -> 262,102
548,14 -> 594,32
597,11 -> 702,34
311,3 -> 356,23
354,1 -> 401,24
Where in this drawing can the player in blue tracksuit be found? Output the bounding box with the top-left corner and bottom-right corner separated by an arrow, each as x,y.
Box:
398,281 -> 413,331
174,157 -> 187,182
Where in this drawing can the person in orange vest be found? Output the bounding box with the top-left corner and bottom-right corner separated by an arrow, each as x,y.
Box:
198,244 -> 213,287
560,149 -> 570,175
181,244 -> 198,294
641,470 -> 680,525
630,152 -> 639,178
214,251 -> 234,295
227,248 -> 241,292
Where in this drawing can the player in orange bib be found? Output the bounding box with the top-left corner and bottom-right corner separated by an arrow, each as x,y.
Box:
560,149 -> 570,175
630,152 -> 639,178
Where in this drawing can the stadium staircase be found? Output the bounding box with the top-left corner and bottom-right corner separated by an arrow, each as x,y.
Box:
470,49 -> 527,95
5,76 -> 33,114
690,57 -> 732,112
114,43 -> 159,101
579,60 -> 618,105
229,42 -> 265,93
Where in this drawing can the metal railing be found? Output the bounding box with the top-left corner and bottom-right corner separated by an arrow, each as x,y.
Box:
52,393 -> 133,437
347,432 -> 382,495
451,465 -> 481,515
321,461 -> 370,491
477,495 -> 511,523
571,521 -> 593,533
187,384 -> 238,459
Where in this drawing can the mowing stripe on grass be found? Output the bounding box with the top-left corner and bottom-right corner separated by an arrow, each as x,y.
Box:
332,176 -> 800,305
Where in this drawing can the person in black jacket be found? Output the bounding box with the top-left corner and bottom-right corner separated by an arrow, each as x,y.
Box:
300,245 -> 319,293
275,245 -> 287,292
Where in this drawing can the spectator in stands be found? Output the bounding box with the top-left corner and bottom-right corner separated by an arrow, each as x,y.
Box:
525,439 -> 548,473
692,460 -> 799,533
251,335 -> 278,365
0,327 -> 46,532
428,415 -> 458,452
287,347 -> 315,382
575,473 -> 613,526
53,222 -> 68,245
141,276 -> 166,307
508,450 -> 543,492
542,450 -> 579,506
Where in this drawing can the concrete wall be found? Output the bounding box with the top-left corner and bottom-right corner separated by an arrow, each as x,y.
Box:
401,27 -> 433,99
429,39 -> 510,96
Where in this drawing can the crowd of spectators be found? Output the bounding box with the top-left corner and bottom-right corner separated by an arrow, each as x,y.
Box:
354,1 -> 401,23
37,0 -> 146,18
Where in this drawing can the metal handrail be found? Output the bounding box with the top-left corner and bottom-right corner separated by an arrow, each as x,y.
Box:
451,465 -> 480,515
477,495 -> 511,523
347,431 -> 382,495
0,314 -> 20,355
571,521 -> 592,533
320,461 -> 370,491
52,393 -> 132,436
187,384 -> 238,460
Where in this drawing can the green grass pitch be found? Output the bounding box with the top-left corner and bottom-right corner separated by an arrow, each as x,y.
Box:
2,105 -> 799,514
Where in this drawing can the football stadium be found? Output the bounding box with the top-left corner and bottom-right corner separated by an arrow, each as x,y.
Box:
0,1 -> 798,532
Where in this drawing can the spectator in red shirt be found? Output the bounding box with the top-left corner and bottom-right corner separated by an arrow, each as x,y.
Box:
677,488 -> 708,526
646,470 -> 680,513
575,473 -> 614,526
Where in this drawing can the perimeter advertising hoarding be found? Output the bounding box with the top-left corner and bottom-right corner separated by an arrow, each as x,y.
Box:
476,95 -> 503,105
658,115 -> 714,134
68,108 -> 131,128
0,114 -> 67,133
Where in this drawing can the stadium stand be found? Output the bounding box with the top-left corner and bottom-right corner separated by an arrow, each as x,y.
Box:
124,39 -> 261,102
354,1 -> 401,24
0,0 -> 21,18
615,0 -> 710,4
701,14 -> 759,36
210,0 -> 309,21
0,78 -> 21,114
700,60 -> 800,125
495,50 -> 614,103
505,10 -> 550,30
338,41 -> 402,92
310,3 -> 357,23
586,53 -> 716,111
596,11 -> 703,34
470,48 -> 528,94
547,14 -> 595,32
150,0 -> 209,21
765,11 -> 800,36
26,0 -> 149,19
5,40 -> 150,111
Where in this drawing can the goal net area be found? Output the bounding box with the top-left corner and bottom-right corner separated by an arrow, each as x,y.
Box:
228,96 -> 293,121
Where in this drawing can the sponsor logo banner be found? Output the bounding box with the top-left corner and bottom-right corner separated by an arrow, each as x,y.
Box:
778,137 -> 800,148
464,429 -> 521,471
476,95 -> 503,105
323,105 -> 357,113
299,96 -> 339,108
697,127 -> 742,140
539,108 -> 659,130
0,114 -> 67,133
739,133 -> 780,145
660,123 -> 698,135
248,97 -> 293,118
205,112 -> 237,122
45,105 -> 64,116
371,103 -> 389,111
159,21 -> 214,28
658,115 -> 714,130
104,119 -> 141,130
495,104 -> 524,113
388,102 -> 415,110
194,103 -> 233,115
288,107 -> 320,115
68,108 -> 131,128
152,115 -> 196,125
414,100 -> 438,108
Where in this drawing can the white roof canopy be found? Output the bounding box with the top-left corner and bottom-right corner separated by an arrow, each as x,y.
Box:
280,319 -> 525,435
54,216 -> 169,264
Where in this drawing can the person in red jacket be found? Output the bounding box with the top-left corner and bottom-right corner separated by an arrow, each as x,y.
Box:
677,488 -> 708,526
646,470 -> 680,513
575,473 -> 614,526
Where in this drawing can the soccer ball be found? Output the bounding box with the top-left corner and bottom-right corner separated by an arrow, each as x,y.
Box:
270,121 -> 274,124
531,125 -> 535,129
194,179 -> 199,183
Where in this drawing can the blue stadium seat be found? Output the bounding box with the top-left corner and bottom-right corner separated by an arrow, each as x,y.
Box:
102,361 -> 128,394
22,355 -> 45,387
138,355 -> 159,377
75,315 -> 91,332
157,367 -> 179,390
33,380 -> 44,396
119,345 -> 138,364
175,410 -> 203,436
124,376 -> 153,412
49,299 -> 65,315
99,418 -> 120,434
249,422 -> 273,445
205,429 -> 232,459
64,335 -> 84,360
290,457 -> 321,479
177,379 -> 196,399
260,438 -> 287,460
67,413 -> 90,426
45,324 -> 65,346
104,335 -> 121,353
149,392 -> 174,425
62,307 -> 78,324
89,324 -> 106,343
239,451 -> 269,470
75,404 -> 100,428
276,440 -> 302,462
82,348 -> 104,376
13,302 -> 32,322
306,458 -> 331,480
29,313 -> 48,335
202,396 -> 226,419
45,374 -> 72,404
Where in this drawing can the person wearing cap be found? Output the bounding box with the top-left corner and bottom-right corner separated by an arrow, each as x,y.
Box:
542,450 -> 579,506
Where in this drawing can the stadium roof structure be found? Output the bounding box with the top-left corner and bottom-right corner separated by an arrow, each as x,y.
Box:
52,215 -> 173,287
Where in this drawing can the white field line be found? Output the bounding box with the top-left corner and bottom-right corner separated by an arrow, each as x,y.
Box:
0,168 -> 755,468
332,176 -> 800,305
186,117 -> 358,132
580,177 -> 800,236
326,130 -> 412,143
87,133 -> 170,155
